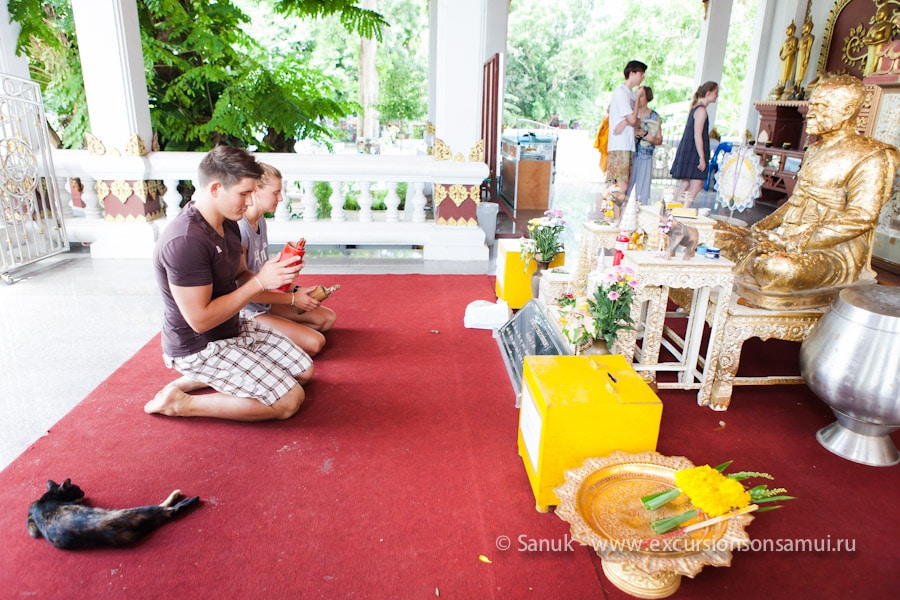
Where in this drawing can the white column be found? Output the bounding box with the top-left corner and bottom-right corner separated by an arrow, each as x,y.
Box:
0,2 -> 32,79
694,0 -> 734,128
71,0 -> 152,153
739,0 -> 778,139
428,0 -> 502,156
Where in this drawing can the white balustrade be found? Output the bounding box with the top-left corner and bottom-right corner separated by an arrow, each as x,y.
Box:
329,181 -> 346,223
49,149 -> 491,263
79,176 -> 102,219
163,178 -> 182,220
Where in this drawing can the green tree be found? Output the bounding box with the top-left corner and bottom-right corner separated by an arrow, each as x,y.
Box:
505,0 -> 755,137
374,0 -> 427,129
505,0 -> 596,126
9,0 -> 388,151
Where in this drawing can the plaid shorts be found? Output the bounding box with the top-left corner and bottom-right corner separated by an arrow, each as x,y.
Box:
606,150 -> 633,184
163,318 -> 313,406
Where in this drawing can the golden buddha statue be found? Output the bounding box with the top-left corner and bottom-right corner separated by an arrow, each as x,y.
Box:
794,14 -> 815,92
862,5 -> 896,77
774,22 -> 799,99
715,75 -> 900,310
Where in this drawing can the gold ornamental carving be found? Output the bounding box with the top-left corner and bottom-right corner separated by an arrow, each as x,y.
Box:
132,180 -> 149,204
106,208 -> 165,223
433,138 -> 452,161
469,139 -> 485,162
436,216 -> 477,227
94,180 -> 109,199
447,184 -> 469,207
125,134 -> 148,157
433,183 -> 448,202
818,0 -> 900,78
85,133 -> 106,156
110,180 -> 133,204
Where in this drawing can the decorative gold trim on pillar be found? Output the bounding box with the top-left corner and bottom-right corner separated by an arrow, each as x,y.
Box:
85,133 -> 106,155
125,134 -> 148,156
434,138 -> 452,161
433,183 -> 480,226
110,180 -> 133,204
94,180 -> 110,200
132,180 -> 148,204
469,140 -> 485,162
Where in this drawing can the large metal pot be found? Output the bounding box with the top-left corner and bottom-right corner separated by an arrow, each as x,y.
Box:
799,285 -> 900,466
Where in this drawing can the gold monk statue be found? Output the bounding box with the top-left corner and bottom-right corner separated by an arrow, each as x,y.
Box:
716,75 -> 900,311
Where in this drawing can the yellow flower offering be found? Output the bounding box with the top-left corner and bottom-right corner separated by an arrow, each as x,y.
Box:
674,465 -> 751,517
641,460 -> 794,534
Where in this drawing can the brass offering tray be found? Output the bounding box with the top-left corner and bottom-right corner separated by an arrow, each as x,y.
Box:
555,451 -> 753,598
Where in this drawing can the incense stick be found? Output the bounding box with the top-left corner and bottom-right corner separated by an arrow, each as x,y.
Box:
641,504 -> 759,548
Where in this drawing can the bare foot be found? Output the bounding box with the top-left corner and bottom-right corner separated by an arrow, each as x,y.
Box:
144,384 -> 192,416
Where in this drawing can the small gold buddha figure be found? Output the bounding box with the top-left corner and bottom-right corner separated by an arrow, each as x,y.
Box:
862,5 -> 896,77
715,75 -> 900,310
794,13 -> 815,95
771,22 -> 799,99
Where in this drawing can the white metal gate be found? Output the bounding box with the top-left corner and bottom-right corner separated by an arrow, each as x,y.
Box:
0,73 -> 68,284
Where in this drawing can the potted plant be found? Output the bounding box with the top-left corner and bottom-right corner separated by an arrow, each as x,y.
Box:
520,209 -> 566,267
521,209 -> 566,298
586,265 -> 640,352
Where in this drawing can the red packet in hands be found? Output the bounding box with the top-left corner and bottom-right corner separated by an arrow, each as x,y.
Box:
275,239 -> 306,292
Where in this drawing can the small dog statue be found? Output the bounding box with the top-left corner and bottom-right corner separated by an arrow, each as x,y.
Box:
658,203 -> 699,260
27,479 -> 200,550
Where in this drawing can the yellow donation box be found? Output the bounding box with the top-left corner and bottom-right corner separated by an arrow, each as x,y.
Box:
518,355 -> 662,512
495,238 -> 565,310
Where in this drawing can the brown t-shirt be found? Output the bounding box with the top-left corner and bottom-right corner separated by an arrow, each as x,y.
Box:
153,202 -> 242,357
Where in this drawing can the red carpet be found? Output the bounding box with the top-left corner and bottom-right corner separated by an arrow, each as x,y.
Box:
1,274 -> 897,599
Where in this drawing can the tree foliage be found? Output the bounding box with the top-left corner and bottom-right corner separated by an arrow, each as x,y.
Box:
8,0 -> 389,151
374,0 -> 427,125
505,0 -> 756,137
274,0 -> 389,42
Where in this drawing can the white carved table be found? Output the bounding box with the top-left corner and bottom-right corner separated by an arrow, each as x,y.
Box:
569,210 -> 719,298
637,205 -> 718,246
618,251 -> 735,397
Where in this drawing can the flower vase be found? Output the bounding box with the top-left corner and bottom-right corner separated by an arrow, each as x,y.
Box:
583,338 -> 612,356
531,259 -> 552,298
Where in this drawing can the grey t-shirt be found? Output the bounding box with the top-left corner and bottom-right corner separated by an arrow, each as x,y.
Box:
153,202 -> 242,357
238,216 -> 271,315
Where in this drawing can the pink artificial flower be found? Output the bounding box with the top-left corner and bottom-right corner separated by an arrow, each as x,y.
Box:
607,291 -> 620,301
628,279 -> 639,288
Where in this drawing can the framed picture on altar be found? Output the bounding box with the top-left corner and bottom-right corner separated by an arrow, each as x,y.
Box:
861,82 -> 900,273
783,156 -> 802,173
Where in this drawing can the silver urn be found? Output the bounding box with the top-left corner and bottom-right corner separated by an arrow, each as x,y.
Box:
799,285 -> 900,467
